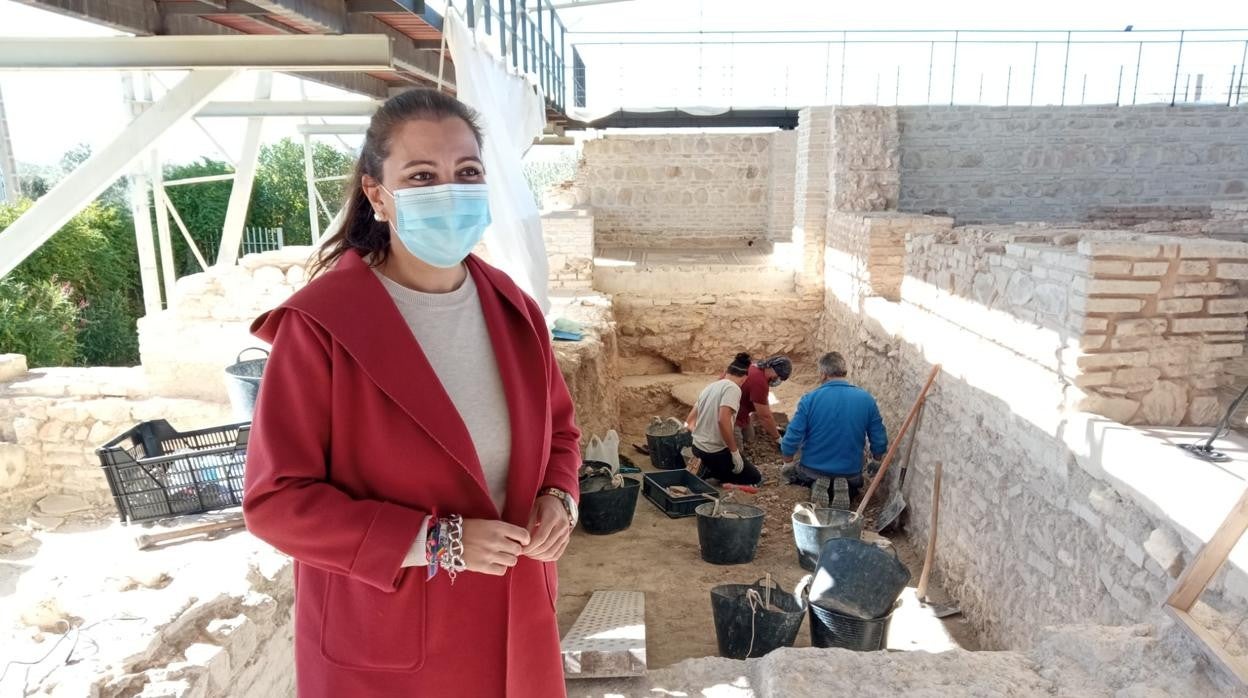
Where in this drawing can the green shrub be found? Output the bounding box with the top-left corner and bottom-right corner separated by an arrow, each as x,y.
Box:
77,289 -> 140,366
0,278 -> 79,367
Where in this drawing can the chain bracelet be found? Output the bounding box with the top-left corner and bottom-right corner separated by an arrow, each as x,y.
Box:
440,514 -> 467,584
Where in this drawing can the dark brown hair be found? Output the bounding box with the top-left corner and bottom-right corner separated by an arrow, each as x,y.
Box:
726,352 -> 752,377
308,89 -> 484,278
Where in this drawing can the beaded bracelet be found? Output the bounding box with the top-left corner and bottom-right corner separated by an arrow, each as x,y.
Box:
424,516 -> 443,581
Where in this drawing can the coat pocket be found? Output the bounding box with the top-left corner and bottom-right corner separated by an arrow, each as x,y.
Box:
543,561 -> 559,611
320,571 -> 426,671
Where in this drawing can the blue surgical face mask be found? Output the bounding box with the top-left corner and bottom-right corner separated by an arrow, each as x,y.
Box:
383,183 -> 491,268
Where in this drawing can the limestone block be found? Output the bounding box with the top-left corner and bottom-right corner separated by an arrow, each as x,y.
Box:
37,493 -> 91,516
1143,528 -> 1185,577
1171,317 -> 1248,334
1111,367 -> 1161,392
183,643 -> 231,694
1169,281 -> 1231,297
1156,298 -> 1203,314
1080,394 -> 1140,423
1090,260 -> 1132,275
1205,298 -> 1248,315
285,265 -> 306,286
1084,279 -> 1162,295
1083,298 -> 1145,313
0,354 -> 29,383
1177,260 -> 1211,276
1216,262 -> 1248,280
1131,262 -> 1171,277
1138,381 -> 1188,425
1114,319 -> 1168,337
0,443 -> 26,488
82,399 -> 134,425
1184,395 -> 1222,426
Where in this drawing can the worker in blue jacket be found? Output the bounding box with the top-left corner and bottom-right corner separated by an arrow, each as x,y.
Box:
780,352 -> 888,509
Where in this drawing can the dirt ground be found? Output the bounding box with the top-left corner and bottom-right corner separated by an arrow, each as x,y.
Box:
556,423 -> 980,670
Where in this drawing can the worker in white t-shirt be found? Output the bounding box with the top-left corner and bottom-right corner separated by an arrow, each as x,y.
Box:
684,353 -> 764,485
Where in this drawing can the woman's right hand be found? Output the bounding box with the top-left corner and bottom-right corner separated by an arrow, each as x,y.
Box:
461,519 -> 531,576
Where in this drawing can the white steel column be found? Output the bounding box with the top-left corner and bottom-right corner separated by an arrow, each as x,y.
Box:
0,83 -> 20,202
150,150 -> 177,307
303,132 -> 321,243
123,73 -> 162,316
217,71 -> 272,267
0,69 -> 236,280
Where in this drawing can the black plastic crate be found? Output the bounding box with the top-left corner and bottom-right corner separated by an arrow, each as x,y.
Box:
642,469 -> 717,518
96,419 -> 251,523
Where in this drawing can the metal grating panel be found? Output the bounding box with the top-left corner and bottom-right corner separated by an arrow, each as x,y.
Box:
561,590 -> 647,679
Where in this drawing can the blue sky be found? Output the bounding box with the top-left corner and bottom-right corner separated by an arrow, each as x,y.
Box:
0,0 -> 1244,166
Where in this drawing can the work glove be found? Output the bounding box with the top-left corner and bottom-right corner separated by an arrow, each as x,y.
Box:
866,458 -> 883,478
730,450 -> 745,474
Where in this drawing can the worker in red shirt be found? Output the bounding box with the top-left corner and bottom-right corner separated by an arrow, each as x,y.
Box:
732,355 -> 792,450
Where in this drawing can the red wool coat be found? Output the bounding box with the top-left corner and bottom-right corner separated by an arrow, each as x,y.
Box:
243,250 -> 581,697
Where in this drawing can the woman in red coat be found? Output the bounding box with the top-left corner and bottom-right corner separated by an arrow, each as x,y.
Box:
243,89 -> 581,697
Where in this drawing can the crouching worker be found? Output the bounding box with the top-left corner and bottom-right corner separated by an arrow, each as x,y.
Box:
685,353 -> 764,486
781,352 -> 887,509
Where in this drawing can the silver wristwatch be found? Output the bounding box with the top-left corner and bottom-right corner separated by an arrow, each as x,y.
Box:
540,487 -> 578,527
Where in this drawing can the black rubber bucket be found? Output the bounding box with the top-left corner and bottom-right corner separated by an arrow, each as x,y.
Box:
695,502 -> 765,565
808,601 -> 894,651
808,537 -> 911,619
792,508 -> 864,572
646,418 -> 693,470
578,474 -> 641,535
710,578 -> 805,659
224,348 -> 268,421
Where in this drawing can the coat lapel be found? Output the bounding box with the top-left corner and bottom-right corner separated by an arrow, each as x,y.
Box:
465,256 -> 551,526
262,251 -> 554,523
275,251 -> 495,510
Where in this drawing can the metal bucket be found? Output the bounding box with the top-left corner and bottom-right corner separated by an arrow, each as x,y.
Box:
224,348 -> 268,421
792,508 -> 864,571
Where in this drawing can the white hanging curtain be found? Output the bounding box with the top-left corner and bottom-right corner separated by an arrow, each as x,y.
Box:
444,8 -> 551,314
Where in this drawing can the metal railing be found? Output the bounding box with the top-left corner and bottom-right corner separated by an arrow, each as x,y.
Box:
460,0 -> 583,113
571,28 -> 1248,110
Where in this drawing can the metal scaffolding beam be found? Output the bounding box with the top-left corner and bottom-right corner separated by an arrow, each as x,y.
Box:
0,70 -> 237,281
198,100 -> 381,117
296,123 -> 368,134
0,35 -> 393,71
217,72 -> 273,267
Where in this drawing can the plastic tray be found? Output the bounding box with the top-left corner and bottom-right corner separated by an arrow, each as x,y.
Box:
642,469 -> 717,518
96,419 -> 251,523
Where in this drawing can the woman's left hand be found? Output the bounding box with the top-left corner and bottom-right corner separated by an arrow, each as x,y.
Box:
523,495 -> 573,562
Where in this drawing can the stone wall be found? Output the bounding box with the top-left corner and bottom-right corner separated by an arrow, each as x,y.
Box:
819,219 -> 1248,673
140,247 -> 314,403
0,364 -> 232,519
578,133 -> 785,248
542,207 -> 595,290
1068,236 -> 1248,425
766,130 -> 797,242
614,292 -> 822,374
896,105 -> 1248,223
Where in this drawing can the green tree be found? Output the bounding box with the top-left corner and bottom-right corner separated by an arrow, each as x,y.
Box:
0,279 -> 79,367
0,198 -> 142,367
161,157 -> 233,277
249,138 -> 355,246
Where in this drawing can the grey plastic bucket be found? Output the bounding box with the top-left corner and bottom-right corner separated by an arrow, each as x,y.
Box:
224,348 -> 268,421
792,508 -> 864,572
